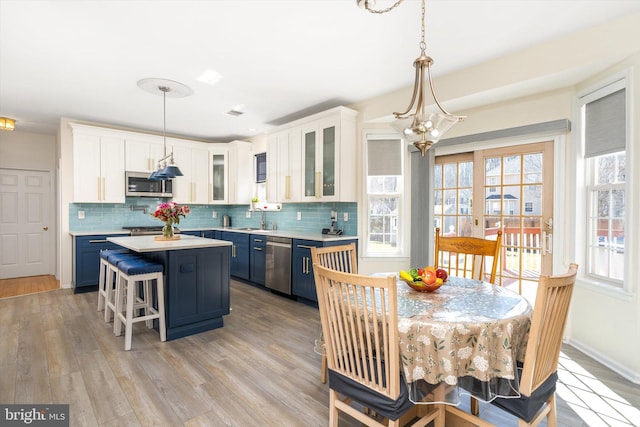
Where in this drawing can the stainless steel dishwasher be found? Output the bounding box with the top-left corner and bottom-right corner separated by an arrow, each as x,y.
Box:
265,236 -> 292,294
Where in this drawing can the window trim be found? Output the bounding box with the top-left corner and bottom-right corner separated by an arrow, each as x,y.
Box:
577,70 -> 633,292
361,130 -> 409,258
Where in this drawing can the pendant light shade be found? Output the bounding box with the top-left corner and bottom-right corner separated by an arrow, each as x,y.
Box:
137,78 -> 193,180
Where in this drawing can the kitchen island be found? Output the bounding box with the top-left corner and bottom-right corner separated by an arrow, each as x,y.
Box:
107,235 -> 232,340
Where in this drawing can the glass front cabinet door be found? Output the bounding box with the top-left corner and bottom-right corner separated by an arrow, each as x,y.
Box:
209,149 -> 229,204
302,117 -> 338,201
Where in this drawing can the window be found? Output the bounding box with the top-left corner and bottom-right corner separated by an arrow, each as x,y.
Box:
524,202 -> 533,213
255,152 -> 267,183
365,136 -> 404,255
433,154 -> 473,237
581,81 -> 627,285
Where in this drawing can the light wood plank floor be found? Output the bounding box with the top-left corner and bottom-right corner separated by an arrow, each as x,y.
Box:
0,275 -> 60,299
0,280 -> 638,426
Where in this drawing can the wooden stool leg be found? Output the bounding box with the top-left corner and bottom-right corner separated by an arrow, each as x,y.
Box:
124,278 -> 136,351
97,259 -> 107,311
113,271 -> 125,336
156,276 -> 166,342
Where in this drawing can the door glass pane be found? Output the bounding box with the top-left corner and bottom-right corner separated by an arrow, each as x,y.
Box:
503,155 -> 521,184
485,157 -> 501,182
323,126 -> 335,196
444,163 -> 457,188
433,155 -> 473,237
304,131 -> 316,197
211,154 -> 225,201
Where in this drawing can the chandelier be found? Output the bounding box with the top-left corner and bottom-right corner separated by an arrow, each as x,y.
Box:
137,78 -> 193,180
357,0 -> 465,156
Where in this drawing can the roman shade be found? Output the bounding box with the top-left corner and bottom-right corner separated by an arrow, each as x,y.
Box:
585,88 -> 626,158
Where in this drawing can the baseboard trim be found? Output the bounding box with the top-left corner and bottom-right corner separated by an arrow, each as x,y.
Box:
565,339 -> 640,385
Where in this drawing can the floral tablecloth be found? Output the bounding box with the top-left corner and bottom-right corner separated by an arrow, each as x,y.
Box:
381,274 -> 532,405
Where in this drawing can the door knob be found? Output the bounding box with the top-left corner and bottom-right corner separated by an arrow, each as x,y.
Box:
43,226 -> 49,231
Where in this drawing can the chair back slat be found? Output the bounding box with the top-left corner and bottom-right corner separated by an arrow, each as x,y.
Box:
434,227 -> 502,284
314,264 -> 400,398
311,243 -> 357,274
519,263 -> 578,396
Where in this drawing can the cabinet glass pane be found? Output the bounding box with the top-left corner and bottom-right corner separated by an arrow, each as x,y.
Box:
323,126 -> 335,196
212,154 -> 225,201
304,131 -> 316,197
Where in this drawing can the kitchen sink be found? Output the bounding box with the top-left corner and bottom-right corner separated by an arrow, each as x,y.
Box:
234,227 -> 273,232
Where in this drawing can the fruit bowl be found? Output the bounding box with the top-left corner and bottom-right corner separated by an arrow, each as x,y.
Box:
399,267 -> 448,293
401,278 -> 443,293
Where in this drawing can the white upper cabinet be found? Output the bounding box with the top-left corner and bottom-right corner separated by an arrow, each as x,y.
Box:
266,106 -> 356,203
170,139 -> 210,205
209,141 -> 253,205
267,128 -> 301,203
71,124 -> 125,203
125,136 -> 166,173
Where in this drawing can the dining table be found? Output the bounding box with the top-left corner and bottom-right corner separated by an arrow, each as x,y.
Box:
374,273 -> 533,408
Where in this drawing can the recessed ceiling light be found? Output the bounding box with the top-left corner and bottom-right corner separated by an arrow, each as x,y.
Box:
196,69 -> 223,86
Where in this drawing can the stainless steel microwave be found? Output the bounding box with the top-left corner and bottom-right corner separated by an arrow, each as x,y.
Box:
125,171 -> 173,198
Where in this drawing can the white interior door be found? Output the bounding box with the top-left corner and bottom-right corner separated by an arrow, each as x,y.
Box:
0,169 -> 51,279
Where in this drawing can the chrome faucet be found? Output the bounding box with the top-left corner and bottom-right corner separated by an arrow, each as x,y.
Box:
256,207 -> 267,230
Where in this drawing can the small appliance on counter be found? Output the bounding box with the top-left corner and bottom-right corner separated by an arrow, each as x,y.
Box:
322,211 -> 343,235
222,215 -> 231,228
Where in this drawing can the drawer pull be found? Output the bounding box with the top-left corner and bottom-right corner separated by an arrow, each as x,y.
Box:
89,239 -> 109,243
297,244 -> 315,249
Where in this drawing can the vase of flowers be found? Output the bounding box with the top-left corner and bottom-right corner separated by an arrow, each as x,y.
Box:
153,202 -> 190,240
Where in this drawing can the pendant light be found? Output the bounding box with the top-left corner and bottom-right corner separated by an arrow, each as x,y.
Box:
358,0 -> 465,156
137,78 -> 193,180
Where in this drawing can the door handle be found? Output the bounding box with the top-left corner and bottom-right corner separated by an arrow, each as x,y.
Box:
43,226 -> 48,231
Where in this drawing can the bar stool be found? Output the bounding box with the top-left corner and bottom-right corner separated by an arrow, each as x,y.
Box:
97,249 -> 130,313
113,259 -> 166,351
102,251 -> 139,323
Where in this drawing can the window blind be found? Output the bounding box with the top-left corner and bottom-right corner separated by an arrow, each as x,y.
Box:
585,88 -> 626,158
368,139 -> 401,176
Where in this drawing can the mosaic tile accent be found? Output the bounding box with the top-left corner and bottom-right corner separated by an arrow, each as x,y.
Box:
69,198 -> 357,236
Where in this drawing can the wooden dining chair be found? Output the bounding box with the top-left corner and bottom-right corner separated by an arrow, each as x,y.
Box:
313,264 -> 444,427
448,263 -> 579,427
311,243 -> 358,384
434,227 -> 502,284
435,227 -> 502,415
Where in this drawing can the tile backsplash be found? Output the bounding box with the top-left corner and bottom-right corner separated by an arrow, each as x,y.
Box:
69,198 -> 358,236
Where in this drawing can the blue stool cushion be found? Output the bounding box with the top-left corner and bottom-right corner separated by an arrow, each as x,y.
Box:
107,253 -> 139,264
118,260 -> 163,275
100,249 -> 128,260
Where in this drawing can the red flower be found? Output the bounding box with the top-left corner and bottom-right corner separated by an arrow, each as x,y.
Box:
153,202 -> 190,225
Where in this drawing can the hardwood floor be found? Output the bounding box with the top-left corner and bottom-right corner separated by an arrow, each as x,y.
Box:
0,280 -> 638,426
0,274 -> 59,299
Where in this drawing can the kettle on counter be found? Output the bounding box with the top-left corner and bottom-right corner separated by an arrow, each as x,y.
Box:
222,215 -> 231,228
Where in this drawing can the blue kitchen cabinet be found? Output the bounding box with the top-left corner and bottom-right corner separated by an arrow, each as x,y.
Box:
249,234 -> 267,286
134,245 -> 230,341
292,238 -> 358,302
220,231 -> 250,280
73,234 -> 128,293
180,230 -> 203,237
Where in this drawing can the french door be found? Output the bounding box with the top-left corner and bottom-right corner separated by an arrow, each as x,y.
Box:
434,141 -> 554,301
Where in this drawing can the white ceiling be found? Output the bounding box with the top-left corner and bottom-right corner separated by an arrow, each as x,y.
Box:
2,0 -> 640,141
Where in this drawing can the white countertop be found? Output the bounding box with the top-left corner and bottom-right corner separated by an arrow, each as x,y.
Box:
107,235 -> 232,253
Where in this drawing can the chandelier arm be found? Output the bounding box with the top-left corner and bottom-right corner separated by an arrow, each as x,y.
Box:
427,65 -> 465,119
358,0 -> 405,14
393,62 -> 422,118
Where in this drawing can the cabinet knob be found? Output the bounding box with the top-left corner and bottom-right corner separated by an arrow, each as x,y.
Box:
43,226 -> 49,231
